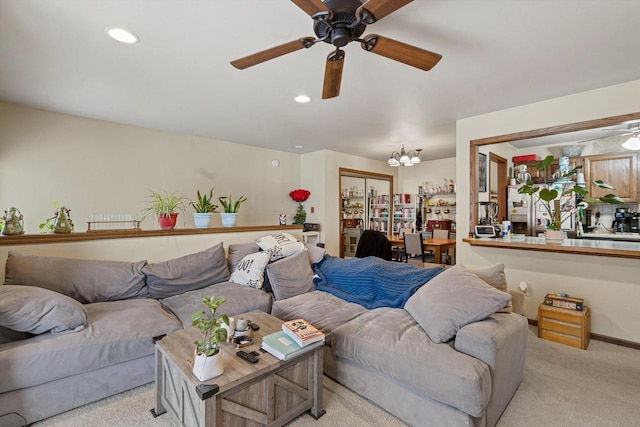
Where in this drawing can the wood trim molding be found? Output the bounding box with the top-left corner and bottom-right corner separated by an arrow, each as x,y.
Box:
0,225 -> 304,247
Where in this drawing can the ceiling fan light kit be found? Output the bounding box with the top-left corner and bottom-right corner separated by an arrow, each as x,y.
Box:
388,145 -> 421,167
230,0 -> 442,99
622,135 -> 640,150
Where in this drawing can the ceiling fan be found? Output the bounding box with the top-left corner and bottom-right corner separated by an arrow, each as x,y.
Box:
230,0 -> 442,99
577,123 -> 640,150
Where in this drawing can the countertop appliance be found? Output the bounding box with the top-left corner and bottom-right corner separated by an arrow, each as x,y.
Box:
614,208 -> 631,233
629,212 -> 639,233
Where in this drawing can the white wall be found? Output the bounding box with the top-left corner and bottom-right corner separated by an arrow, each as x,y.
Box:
0,102 -> 301,232
456,79 -> 640,343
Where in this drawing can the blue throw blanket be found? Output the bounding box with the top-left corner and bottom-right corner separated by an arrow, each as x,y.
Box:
312,255 -> 444,309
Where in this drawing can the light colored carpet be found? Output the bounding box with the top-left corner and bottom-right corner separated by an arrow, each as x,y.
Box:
34,327 -> 640,427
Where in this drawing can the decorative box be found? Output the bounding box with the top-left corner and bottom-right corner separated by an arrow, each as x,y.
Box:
512,154 -> 541,163
544,293 -> 584,311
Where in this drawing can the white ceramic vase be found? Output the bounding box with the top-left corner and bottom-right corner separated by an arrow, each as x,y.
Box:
193,213 -> 212,228
220,213 -> 238,227
192,350 -> 224,382
545,229 -> 564,245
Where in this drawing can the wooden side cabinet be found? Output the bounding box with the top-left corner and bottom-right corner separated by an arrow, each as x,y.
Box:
584,152 -> 638,202
538,304 -> 591,350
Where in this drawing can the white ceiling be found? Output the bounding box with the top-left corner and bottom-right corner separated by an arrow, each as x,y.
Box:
1,0 -> 640,162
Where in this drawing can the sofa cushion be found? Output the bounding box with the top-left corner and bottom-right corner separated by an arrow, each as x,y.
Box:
271,290 -> 367,335
0,285 -> 87,335
463,263 -> 512,313
0,325 -> 33,344
4,251 -> 148,303
265,251 -> 315,300
227,242 -> 260,272
229,251 -> 270,289
256,232 -> 306,262
330,307 -> 491,418
304,242 -> 326,264
404,265 -> 512,344
0,298 -> 182,393
160,281 -> 273,328
143,243 -> 230,299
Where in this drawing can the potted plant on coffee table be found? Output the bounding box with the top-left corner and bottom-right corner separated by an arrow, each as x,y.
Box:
218,194 -> 247,227
518,155 -> 623,244
140,190 -> 187,230
191,295 -> 229,381
190,188 -> 218,228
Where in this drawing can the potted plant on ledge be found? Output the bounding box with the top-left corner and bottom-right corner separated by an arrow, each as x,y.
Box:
141,190 -> 187,230
191,295 -> 229,381
218,194 -> 247,227
190,188 -> 218,228
518,155 -> 623,244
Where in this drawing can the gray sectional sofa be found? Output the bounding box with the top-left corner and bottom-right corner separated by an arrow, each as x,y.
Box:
0,236 -> 527,427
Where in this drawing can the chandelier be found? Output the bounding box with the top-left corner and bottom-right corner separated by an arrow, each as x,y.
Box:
387,145 -> 422,167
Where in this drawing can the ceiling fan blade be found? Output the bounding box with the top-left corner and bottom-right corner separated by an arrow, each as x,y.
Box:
361,34 -> 442,71
357,0 -> 413,23
322,49 -> 345,99
291,0 -> 332,17
231,38 -> 315,70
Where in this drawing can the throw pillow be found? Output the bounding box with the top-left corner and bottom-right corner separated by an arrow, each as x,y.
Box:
462,263 -> 512,313
266,250 -> 315,300
0,285 -> 88,335
229,251 -> 271,289
227,242 -> 260,272
4,251 -> 148,304
404,265 -> 512,343
0,325 -> 34,344
304,242 -> 326,264
143,242 -> 230,299
256,232 -> 307,262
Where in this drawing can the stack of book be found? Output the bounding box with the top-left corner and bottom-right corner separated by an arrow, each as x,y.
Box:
261,319 -> 325,361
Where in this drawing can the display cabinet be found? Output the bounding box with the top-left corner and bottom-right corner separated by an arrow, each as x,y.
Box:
391,194 -> 417,236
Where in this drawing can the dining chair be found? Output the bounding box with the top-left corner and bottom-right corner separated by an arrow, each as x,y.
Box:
432,229 -> 453,264
433,229 -> 450,239
403,233 -> 434,266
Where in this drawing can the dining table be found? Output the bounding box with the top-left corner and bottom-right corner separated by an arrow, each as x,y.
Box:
388,236 -> 457,265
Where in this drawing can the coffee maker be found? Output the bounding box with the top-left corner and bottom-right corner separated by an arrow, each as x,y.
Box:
630,212 -> 639,234
614,208 -> 631,233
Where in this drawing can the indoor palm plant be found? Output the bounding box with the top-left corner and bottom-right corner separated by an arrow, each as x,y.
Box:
140,190 -> 187,230
191,295 -> 229,381
518,155 -> 623,242
190,188 -> 218,228
218,194 -> 247,227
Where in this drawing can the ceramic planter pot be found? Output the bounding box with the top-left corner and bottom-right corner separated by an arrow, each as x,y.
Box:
193,213 -> 212,229
192,350 -> 224,382
220,212 -> 238,227
158,213 -> 178,230
545,229 -> 564,245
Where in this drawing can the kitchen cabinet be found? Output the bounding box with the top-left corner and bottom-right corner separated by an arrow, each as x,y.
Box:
583,152 -> 637,202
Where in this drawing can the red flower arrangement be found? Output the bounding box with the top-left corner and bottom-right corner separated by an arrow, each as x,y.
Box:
289,189 -> 310,203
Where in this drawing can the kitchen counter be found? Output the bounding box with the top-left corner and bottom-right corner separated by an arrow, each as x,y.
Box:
581,232 -> 640,241
463,235 -> 640,259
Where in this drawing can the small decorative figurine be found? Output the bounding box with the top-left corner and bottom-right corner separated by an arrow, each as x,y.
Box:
1,207 -> 25,235
279,213 -> 287,226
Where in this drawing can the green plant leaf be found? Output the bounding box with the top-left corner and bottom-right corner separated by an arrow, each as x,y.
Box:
592,180 -> 614,189
539,188 -> 558,203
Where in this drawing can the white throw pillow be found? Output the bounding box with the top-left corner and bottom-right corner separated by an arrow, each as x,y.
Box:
229,251 -> 271,289
256,232 -> 306,262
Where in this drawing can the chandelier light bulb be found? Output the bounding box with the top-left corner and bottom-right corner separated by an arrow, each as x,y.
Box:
622,135 -> 640,150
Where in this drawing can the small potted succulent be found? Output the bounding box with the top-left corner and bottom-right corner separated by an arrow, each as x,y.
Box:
218,194 -> 247,227
518,155 -> 623,243
190,188 -> 218,228
140,190 -> 187,230
191,295 -> 229,381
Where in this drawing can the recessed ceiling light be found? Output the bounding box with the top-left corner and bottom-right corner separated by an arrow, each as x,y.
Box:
106,28 -> 139,44
294,95 -> 311,103
295,145 -> 304,149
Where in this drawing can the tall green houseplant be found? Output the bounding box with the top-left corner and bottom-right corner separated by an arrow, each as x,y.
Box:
218,194 -> 247,213
518,155 -> 623,230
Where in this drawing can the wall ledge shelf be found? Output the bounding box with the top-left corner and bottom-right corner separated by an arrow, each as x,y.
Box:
0,225 -> 304,247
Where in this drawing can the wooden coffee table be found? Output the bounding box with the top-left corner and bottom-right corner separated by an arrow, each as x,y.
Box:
153,311 -> 324,426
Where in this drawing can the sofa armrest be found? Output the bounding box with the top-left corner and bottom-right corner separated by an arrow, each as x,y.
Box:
454,313 -> 528,427
509,290 -> 525,316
